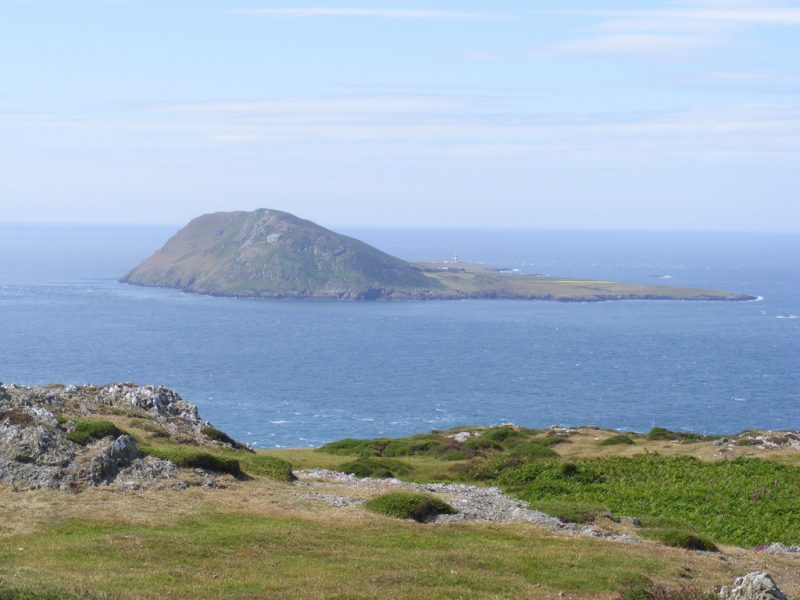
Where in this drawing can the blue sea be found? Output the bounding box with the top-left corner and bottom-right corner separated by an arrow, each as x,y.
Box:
1,225 -> 798,447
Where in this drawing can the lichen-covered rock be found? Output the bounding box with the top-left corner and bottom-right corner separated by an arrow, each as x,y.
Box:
718,573 -> 790,600
86,435 -> 140,484
99,384 -> 200,421
0,422 -> 75,489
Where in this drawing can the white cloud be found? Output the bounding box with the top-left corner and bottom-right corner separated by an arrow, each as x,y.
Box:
225,7 -> 506,20
540,33 -> 723,58
568,8 -> 800,26
164,96 -> 467,115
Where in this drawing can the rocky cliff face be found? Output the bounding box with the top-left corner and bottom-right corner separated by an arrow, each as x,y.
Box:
121,209 -> 438,299
0,382 -> 242,491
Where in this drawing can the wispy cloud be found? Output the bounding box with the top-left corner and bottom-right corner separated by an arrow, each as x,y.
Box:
568,8 -> 800,26
6,98 -> 798,165
539,34 -> 724,58
225,7 -> 507,20
163,96 -> 468,115
525,4 -> 800,59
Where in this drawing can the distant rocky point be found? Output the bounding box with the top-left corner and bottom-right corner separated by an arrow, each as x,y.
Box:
122,208 -> 757,302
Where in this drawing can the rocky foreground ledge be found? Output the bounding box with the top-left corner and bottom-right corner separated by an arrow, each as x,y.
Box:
0,381 -> 253,491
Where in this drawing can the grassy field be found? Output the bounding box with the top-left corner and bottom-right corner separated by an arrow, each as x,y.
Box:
416,263 -> 753,301
3,479 -> 798,599
1,424 -> 799,598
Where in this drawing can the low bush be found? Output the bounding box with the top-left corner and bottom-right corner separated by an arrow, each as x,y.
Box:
242,454 -> 295,481
482,426 -> 525,446
364,492 -> 458,522
316,438 -> 386,456
647,428 -> 706,443
66,420 -> 124,445
382,438 -> 443,458
201,426 -> 250,451
462,437 -> 503,453
600,434 -> 636,446
640,528 -> 718,552
140,444 -> 241,476
509,442 -> 559,459
533,500 -> 611,524
454,456 -> 525,482
339,457 -> 411,479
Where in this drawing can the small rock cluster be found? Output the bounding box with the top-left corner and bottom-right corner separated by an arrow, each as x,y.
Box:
757,542 -> 800,556
718,572 -> 790,600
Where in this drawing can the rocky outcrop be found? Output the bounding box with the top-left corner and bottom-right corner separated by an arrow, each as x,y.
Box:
0,420 -> 76,489
718,573 -> 791,600
0,381 -> 244,491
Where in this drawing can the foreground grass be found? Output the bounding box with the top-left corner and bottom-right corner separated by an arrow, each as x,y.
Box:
0,484 -> 747,600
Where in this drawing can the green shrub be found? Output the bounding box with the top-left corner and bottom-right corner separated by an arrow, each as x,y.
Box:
66,420 -> 124,445
339,457 -> 411,479
242,454 -> 295,481
509,442 -> 559,460
647,428 -> 706,443
454,456 -> 523,482
482,426 -> 525,446
364,492 -> 458,522
462,437 -> 503,452
316,438 -> 385,456
201,426 -> 249,451
641,528 -> 718,552
600,434 -> 636,446
382,438 -> 443,457
541,433 -> 572,446
140,444 -> 241,476
532,500 -> 611,524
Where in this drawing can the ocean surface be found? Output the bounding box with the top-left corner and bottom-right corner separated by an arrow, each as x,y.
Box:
1,225 -> 798,447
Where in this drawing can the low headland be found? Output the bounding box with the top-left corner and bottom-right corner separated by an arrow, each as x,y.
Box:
1,380 -> 798,599
121,209 -> 757,302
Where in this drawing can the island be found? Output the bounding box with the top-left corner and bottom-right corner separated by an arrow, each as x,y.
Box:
121,208 -> 756,302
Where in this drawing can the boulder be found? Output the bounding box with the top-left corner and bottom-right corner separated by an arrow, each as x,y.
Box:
718,573 -> 790,600
86,435 -> 140,484
0,422 -> 75,489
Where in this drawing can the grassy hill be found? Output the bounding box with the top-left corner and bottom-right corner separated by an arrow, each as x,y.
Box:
121,209 -> 438,300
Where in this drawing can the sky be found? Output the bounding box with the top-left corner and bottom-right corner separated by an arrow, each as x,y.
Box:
1,0 -> 799,230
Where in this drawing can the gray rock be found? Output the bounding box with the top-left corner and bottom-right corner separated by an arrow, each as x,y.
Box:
115,456 -> 178,489
718,572 -> 790,600
87,435 -> 140,484
759,542 -> 800,556
0,423 -> 75,489
99,384 -> 200,422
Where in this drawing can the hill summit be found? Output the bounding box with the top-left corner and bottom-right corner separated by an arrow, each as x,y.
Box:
121,209 -> 437,299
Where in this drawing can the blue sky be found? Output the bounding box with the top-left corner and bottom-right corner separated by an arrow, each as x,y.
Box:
1,0 -> 798,230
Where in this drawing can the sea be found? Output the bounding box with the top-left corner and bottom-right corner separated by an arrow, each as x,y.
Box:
0,225 -> 798,448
